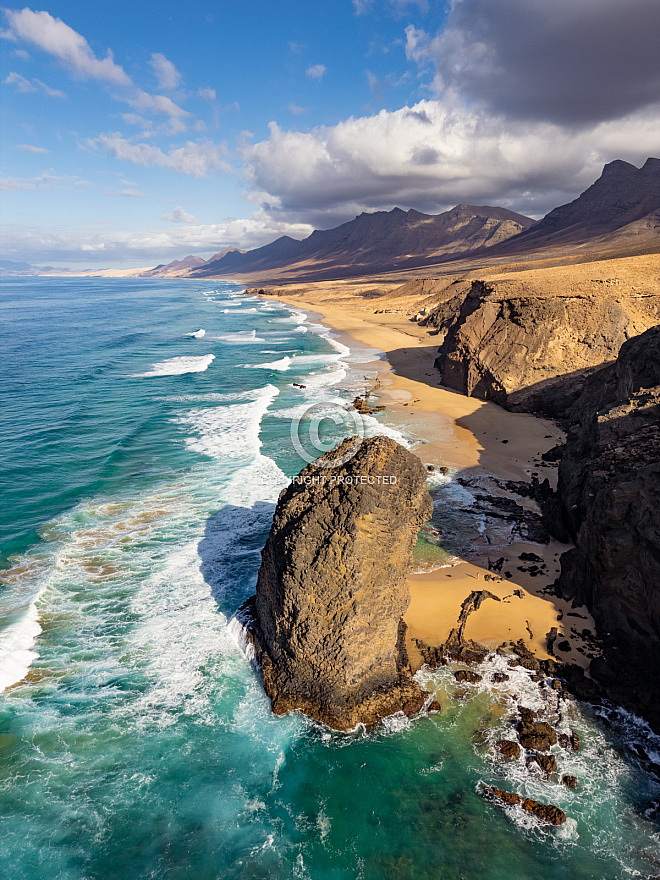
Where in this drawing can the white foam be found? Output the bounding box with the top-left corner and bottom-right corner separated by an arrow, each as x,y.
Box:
175,384 -> 279,462
272,312 -> 307,324
246,357 -> 291,372
213,331 -> 266,344
0,603 -> 42,691
185,329 -> 206,338
298,366 -> 347,389
225,307 -> 259,314
134,354 -> 215,377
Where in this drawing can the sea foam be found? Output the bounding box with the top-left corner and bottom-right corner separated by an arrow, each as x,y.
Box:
134,354 -> 215,377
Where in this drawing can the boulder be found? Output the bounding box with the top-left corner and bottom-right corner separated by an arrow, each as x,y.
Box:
244,435 -> 433,731
527,753 -> 558,775
522,798 -> 567,826
454,669 -> 483,684
496,740 -> 521,760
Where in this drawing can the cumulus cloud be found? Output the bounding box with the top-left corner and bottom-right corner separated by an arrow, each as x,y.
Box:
149,52 -> 181,90
306,64 -> 326,80
1,8 -> 132,86
4,70 -> 65,96
406,0 -> 660,124
241,99 -> 660,224
161,205 -> 198,223
95,133 -> 228,177
126,89 -> 188,119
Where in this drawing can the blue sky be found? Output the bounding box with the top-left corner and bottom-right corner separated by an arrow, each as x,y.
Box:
2,0 -> 659,267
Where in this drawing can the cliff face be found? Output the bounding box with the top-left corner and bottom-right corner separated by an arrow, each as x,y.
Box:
420,279 -> 660,417
244,435 -> 433,731
553,326 -> 660,722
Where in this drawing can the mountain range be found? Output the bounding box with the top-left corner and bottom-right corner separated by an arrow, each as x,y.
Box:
191,204 -> 534,280
187,157 -> 660,281
2,158 -> 658,280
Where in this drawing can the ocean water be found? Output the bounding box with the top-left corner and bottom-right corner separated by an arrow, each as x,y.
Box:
1,277 -> 660,880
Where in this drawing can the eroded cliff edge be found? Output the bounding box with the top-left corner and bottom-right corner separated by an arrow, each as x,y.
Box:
417,277 -> 660,417
240,435 -> 433,731
551,325 -> 660,726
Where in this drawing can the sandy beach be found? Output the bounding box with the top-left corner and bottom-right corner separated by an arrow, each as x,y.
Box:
259,280 -> 598,671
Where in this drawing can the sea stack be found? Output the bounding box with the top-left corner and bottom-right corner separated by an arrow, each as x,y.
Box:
242,435 -> 433,730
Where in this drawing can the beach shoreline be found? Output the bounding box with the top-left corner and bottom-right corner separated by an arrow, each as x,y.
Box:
254,282 -> 599,671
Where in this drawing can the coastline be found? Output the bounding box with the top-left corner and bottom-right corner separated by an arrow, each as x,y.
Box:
257,282 -> 598,671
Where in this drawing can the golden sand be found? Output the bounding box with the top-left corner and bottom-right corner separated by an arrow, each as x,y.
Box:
263,280 -> 598,670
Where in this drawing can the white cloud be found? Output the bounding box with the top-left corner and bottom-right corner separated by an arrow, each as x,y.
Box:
16,143 -> 49,154
194,119 -> 207,132
4,71 -> 65,97
106,187 -> 145,197
95,133 -> 229,177
288,103 -> 306,115
126,89 -> 189,119
149,53 -> 181,90
0,213 -> 315,264
1,8 -> 132,86
198,87 -> 216,102
352,0 -> 373,13
241,99 -> 660,224
0,171 -> 88,191
161,205 -> 198,223
306,64 -> 326,80
14,48 -> 29,60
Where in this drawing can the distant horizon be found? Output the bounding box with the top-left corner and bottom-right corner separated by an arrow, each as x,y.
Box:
2,1 -> 659,267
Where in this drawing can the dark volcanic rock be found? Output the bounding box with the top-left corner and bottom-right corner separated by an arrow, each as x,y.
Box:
527,753 -> 557,776
554,326 -> 660,729
522,798 -> 567,826
482,785 -> 521,807
496,740 -> 521,760
518,710 -> 558,751
562,774 -> 578,789
245,435 -> 433,731
454,669 -> 482,684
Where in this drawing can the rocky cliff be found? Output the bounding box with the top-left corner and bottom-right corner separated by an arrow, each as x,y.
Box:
241,435 -> 433,730
551,326 -> 660,725
419,278 -> 660,417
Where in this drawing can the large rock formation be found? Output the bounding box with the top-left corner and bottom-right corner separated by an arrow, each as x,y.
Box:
552,325 -> 660,725
419,278 -> 660,416
242,435 -> 433,730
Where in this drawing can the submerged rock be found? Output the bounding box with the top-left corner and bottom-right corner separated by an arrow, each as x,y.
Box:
244,435 -> 433,731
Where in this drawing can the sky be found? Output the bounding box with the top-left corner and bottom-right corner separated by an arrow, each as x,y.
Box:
2,0 -> 660,268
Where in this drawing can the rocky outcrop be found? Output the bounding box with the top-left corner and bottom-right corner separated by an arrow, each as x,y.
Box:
551,325 -> 660,727
243,435 -> 433,731
420,278 -> 660,417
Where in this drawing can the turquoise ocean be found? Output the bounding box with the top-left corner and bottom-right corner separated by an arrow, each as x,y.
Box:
1,276 -> 660,880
